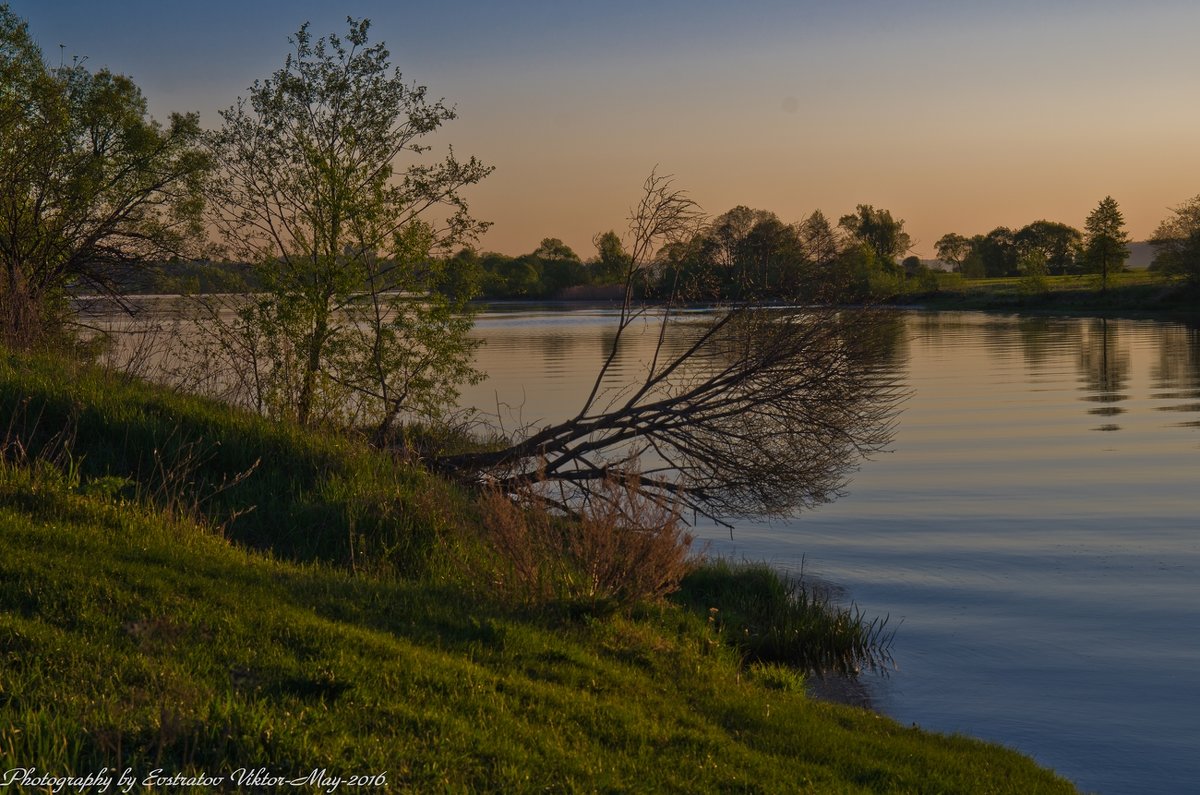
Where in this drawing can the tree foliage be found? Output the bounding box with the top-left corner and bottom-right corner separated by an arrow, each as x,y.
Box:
1149,194 -> 1200,285
1014,220 -> 1081,275
837,205 -> 911,273
936,220 -> 1082,279
472,201 -> 914,304
1081,196 -> 1130,293
977,227 -> 1018,278
934,233 -> 973,272
590,230 -> 631,285
206,17 -> 491,433
0,6 -> 207,346
797,210 -> 839,270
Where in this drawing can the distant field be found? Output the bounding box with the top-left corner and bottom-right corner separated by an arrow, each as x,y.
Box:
898,270 -> 1195,312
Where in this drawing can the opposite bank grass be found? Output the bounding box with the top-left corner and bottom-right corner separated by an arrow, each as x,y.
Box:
896,269 -> 1197,312
0,348 -> 1078,792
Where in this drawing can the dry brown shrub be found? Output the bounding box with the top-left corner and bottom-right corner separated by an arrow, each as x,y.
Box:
475,474 -> 699,611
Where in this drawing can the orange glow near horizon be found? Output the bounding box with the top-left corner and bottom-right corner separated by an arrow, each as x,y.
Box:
14,0 -> 1200,261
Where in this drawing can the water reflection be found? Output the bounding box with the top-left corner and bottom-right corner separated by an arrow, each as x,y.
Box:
1077,318 -> 1130,430
1014,315 -> 1072,370
1152,325 -> 1200,429
861,310 -> 909,370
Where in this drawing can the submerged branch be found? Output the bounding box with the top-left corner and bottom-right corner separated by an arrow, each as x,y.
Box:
435,170 -> 904,524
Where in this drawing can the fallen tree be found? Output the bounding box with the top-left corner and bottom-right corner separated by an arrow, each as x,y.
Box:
437,172 -> 903,523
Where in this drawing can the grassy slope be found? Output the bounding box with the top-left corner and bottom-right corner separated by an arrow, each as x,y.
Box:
0,351 -> 1077,792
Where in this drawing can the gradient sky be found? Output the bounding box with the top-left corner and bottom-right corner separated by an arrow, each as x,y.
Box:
10,1 -> 1200,258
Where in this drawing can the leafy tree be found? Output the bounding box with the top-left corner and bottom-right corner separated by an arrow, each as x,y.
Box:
1015,220 -> 1081,275
0,6 -> 207,347
532,237 -> 586,294
795,210 -> 842,295
935,233 -> 974,273
797,210 -> 840,269
977,227 -> 1019,278
533,237 -> 580,263
704,206 -> 780,293
1081,196 -> 1130,293
709,207 -> 768,266
837,205 -> 910,274
1016,250 -> 1050,294
443,247 -> 485,302
207,18 -> 491,433
835,242 -> 900,300
590,230 -> 631,285
939,221 -> 1081,279
654,235 -> 718,300
479,251 -> 540,298
1149,194 -> 1200,285
742,216 -> 804,293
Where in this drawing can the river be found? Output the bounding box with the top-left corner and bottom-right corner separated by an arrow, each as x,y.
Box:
459,306 -> 1200,795
91,299 -> 1198,793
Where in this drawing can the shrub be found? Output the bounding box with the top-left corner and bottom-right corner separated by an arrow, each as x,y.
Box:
472,475 -> 698,613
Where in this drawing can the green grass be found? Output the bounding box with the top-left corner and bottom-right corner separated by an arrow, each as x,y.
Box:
0,348 -> 466,578
893,270 -> 1198,313
0,348 -> 1079,792
673,560 -> 894,676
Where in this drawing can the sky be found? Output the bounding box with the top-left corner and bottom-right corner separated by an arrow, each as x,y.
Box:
9,0 -> 1200,258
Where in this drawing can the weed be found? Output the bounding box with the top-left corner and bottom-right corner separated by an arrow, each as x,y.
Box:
674,559 -> 894,676
472,474 -> 699,613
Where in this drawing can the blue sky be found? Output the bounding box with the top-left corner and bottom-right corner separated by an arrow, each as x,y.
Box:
10,1 -> 1200,256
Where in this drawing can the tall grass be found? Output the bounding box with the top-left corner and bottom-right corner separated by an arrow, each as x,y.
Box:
673,559 -> 894,676
0,347 -> 461,577
469,475 -> 698,613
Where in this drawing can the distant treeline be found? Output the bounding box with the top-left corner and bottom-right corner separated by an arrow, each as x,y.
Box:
394,197 -> 1190,302
458,205 -> 936,303
122,194 -> 1199,302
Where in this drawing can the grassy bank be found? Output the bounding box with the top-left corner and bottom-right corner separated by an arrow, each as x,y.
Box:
0,348 -> 1078,792
892,270 -> 1197,313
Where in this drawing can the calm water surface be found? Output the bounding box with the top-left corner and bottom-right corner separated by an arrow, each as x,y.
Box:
461,307 -> 1200,795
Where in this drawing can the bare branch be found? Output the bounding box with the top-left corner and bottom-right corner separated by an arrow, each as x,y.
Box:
437,172 -> 903,524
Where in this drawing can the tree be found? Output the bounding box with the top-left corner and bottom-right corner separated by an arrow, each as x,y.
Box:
934,233 -> 974,273
838,205 -> 911,274
1082,196 -> 1130,293
834,241 -> 900,301
1149,194 -> 1200,285
977,227 -> 1019,278
0,6 -> 207,347
479,251 -> 540,298
438,172 -> 901,523
797,210 -> 840,270
207,18 -> 491,433
590,230 -> 631,285
1015,220 -> 1081,275
532,237 -> 586,294
705,205 -> 781,294
754,217 -> 807,290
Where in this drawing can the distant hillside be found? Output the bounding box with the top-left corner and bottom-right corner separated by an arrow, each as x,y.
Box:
1127,241 -> 1154,269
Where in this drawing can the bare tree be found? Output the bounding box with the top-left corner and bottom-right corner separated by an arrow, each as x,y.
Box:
437,172 -> 902,523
